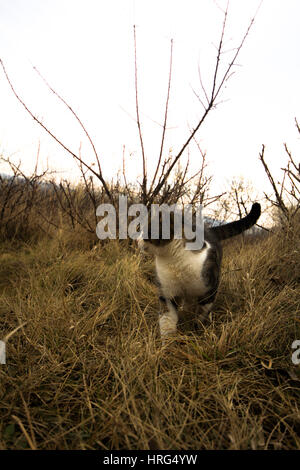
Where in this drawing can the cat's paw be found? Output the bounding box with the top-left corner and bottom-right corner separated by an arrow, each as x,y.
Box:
159,312 -> 178,344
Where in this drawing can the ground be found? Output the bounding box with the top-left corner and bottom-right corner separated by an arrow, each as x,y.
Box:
0,223 -> 299,450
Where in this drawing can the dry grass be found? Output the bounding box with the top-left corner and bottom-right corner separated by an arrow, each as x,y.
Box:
0,208 -> 299,450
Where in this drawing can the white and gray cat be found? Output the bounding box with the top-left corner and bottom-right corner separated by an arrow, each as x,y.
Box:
138,203 -> 261,341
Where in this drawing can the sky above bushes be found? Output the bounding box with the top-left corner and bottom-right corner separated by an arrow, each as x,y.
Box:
0,0 -> 300,197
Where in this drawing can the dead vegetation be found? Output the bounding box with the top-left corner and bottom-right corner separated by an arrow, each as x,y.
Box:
0,2 -> 299,450
0,179 -> 299,450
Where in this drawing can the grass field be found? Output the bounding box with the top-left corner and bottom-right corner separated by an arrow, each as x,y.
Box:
0,197 -> 299,450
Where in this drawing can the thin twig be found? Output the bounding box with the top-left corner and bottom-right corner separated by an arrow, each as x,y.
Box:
32,65 -> 104,182
148,4 -> 257,205
149,38 -> 173,195
0,59 -> 113,203
133,25 -> 147,203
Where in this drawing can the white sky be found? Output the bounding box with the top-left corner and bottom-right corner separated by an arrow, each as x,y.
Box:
0,0 -> 300,199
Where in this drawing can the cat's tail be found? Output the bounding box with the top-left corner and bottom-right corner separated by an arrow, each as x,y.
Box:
209,203 -> 261,241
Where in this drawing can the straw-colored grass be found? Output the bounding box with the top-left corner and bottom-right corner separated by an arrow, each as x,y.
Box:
0,208 -> 299,450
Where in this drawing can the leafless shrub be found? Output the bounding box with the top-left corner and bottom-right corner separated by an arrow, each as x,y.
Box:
259,119 -> 300,227
213,177 -> 259,219
0,153 -> 53,240
134,3 -> 259,208
0,1 -> 259,222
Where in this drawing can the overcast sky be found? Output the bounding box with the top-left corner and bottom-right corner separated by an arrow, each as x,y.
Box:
0,0 -> 300,199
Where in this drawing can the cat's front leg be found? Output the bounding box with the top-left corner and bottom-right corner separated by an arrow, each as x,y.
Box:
196,302 -> 214,322
158,296 -> 179,342
195,292 -> 215,324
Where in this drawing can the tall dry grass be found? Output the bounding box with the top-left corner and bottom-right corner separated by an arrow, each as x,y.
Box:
0,181 -> 299,450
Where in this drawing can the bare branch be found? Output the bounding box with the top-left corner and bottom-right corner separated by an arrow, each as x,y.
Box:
32,65 -> 105,181
0,59 -> 113,204
197,62 -> 210,107
149,38 -> 173,195
133,25 -> 147,203
148,4 -> 258,205
210,0 -> 229,102
259,144 -> 288,216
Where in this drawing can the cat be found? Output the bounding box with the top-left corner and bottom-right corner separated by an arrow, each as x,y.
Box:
138,203 -> 261,341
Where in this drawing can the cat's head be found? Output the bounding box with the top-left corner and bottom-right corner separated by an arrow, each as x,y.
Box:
138,208 -> 179,249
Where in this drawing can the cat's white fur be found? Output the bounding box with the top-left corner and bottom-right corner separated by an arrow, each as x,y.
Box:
153,240 -> 210,299
138,237 -> 212,340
